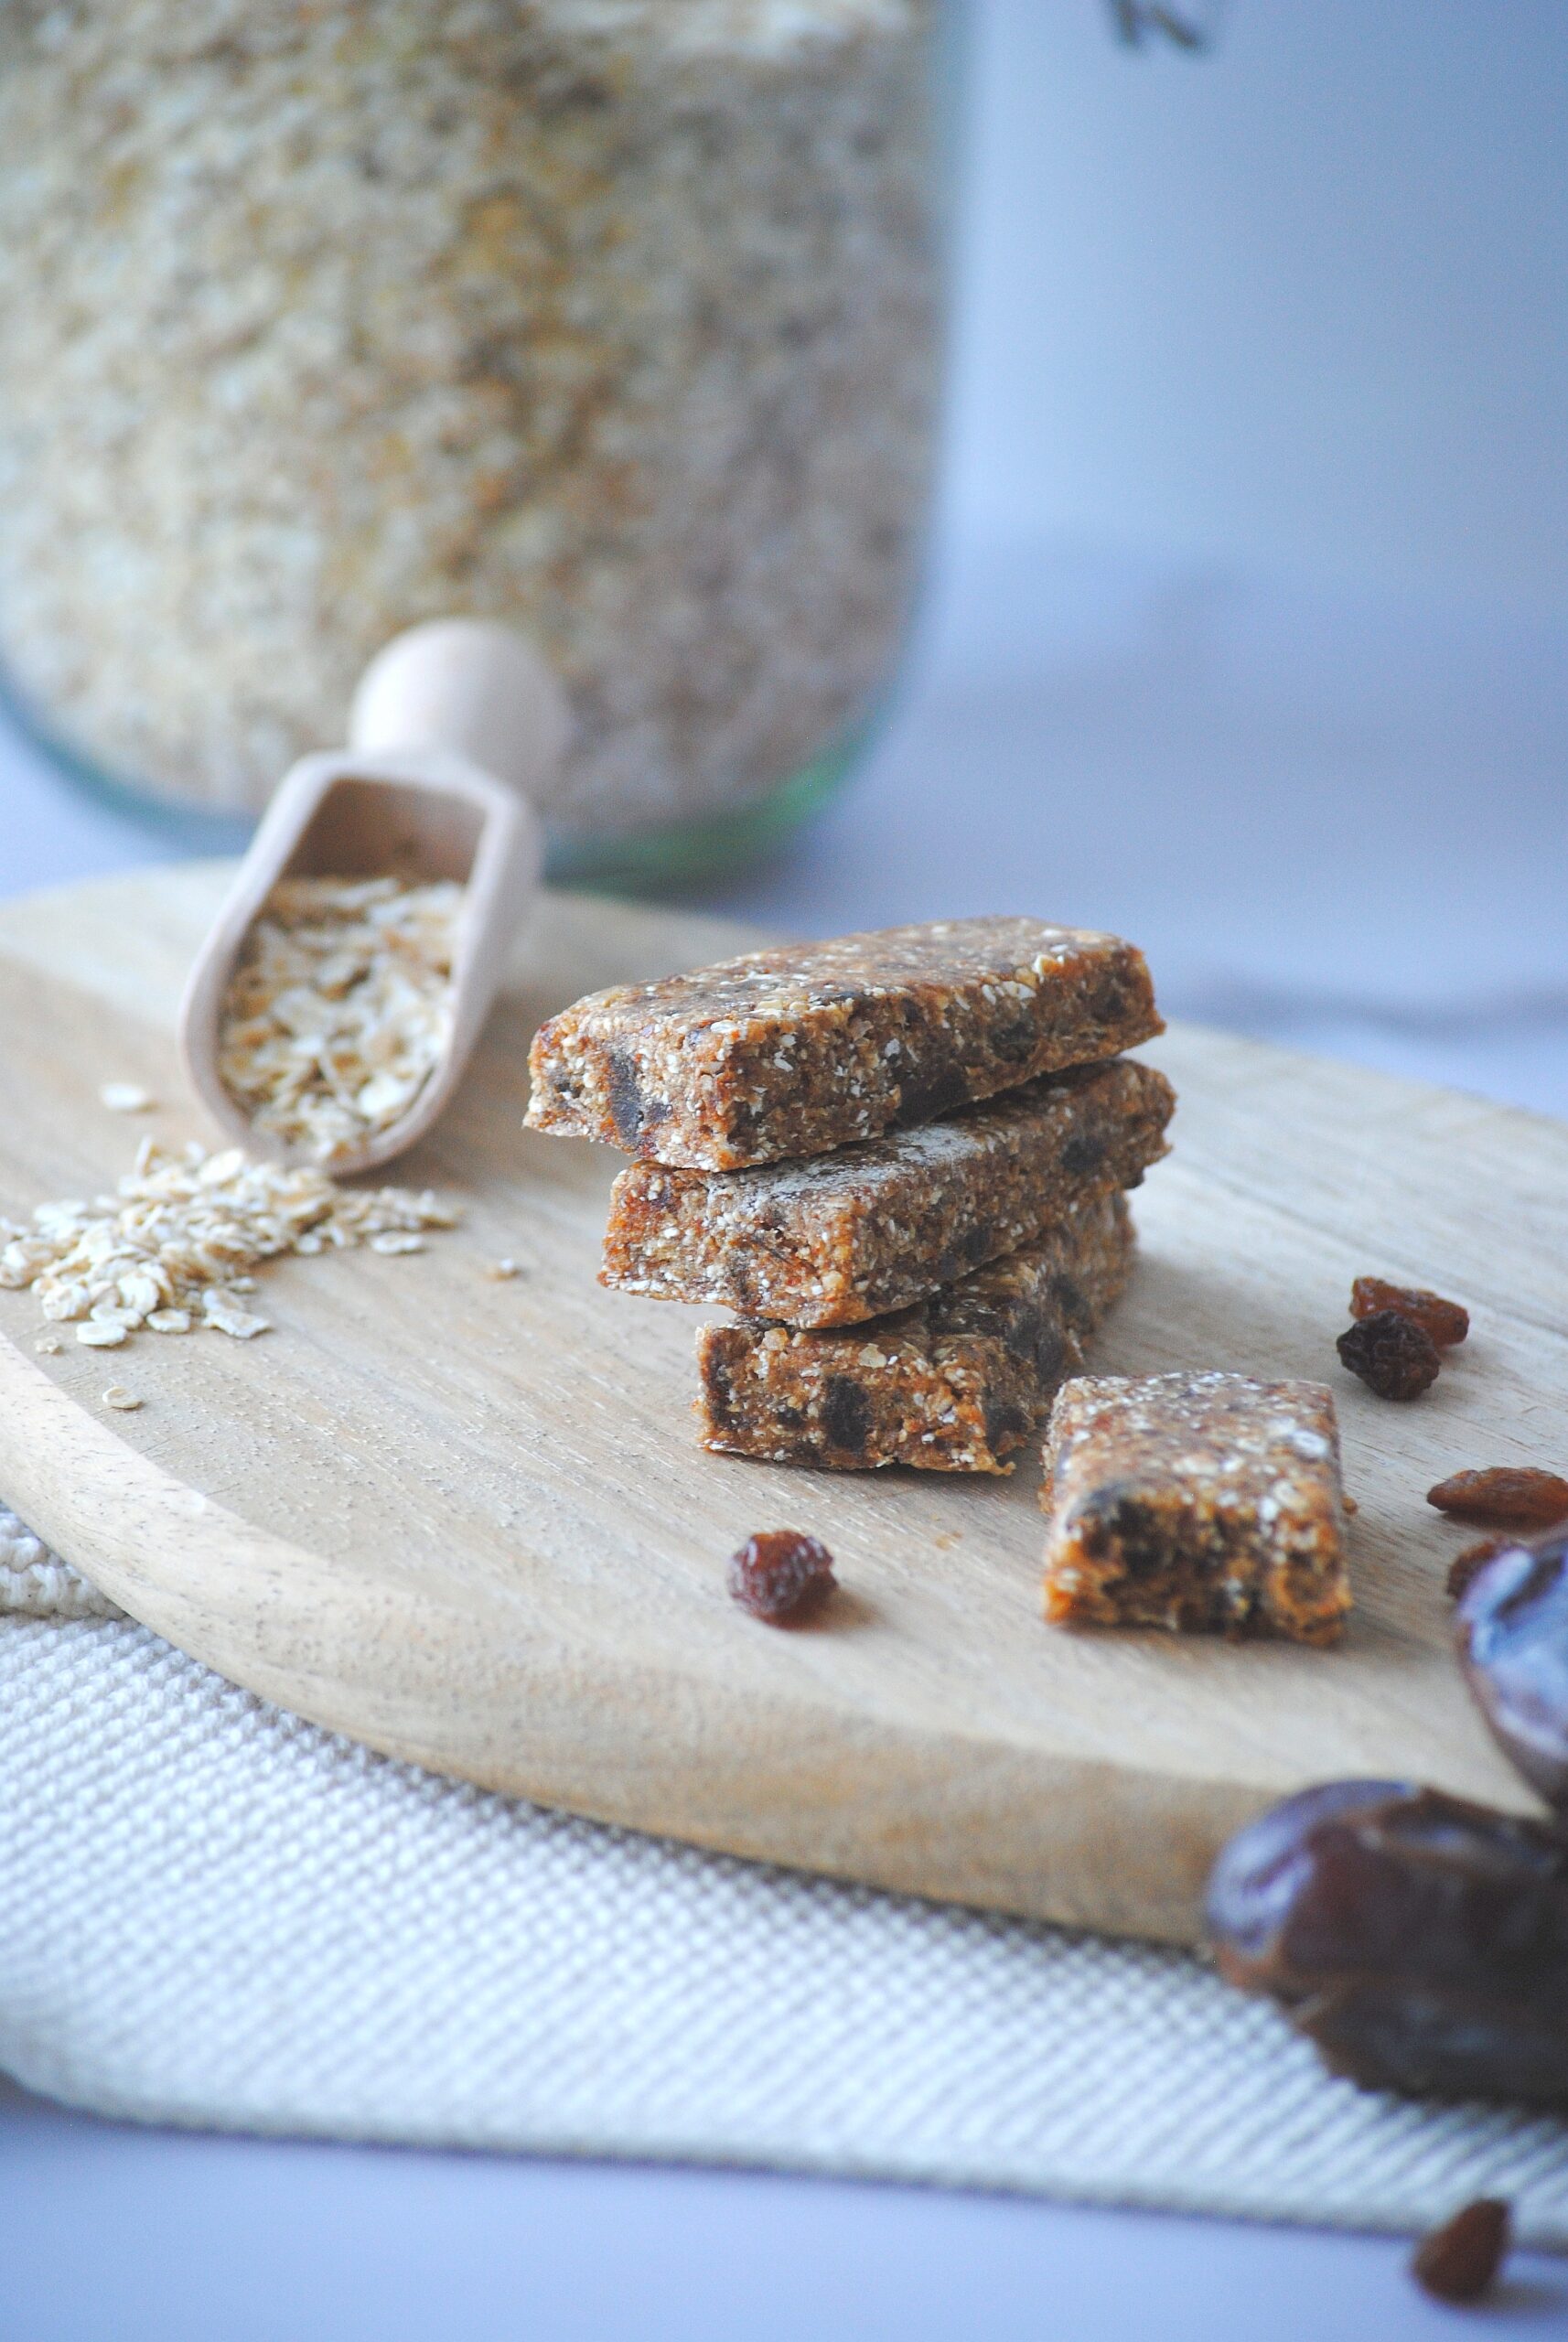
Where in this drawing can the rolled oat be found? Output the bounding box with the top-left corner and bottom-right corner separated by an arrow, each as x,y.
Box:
217,876 -> 459,1166
0,1136 -> 458,1347
0,0 -> 946,836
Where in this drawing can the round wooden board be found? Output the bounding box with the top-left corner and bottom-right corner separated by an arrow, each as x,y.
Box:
0,865 -> 1562,1946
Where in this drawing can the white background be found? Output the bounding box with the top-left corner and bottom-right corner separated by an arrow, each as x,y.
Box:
949,0 -> 1568,604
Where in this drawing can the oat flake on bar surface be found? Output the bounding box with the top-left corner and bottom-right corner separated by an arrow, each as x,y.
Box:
0,1138 -> 458,1348
217,876 -> 460,1167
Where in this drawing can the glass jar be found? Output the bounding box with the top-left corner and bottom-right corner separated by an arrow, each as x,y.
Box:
0,1 -> 954,885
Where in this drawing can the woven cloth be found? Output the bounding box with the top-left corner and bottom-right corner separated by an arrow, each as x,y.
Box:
5,1513 -> 1568,2250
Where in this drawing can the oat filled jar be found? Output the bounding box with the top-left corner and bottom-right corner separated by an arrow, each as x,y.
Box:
0,1 -> 953,882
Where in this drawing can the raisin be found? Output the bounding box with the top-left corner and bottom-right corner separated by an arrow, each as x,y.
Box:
726,1530 -> 836,1625
1336,1310 -> 1440,1400
1427,1466 -> 1568,1530
1446,1536 -> 1509,1601
1456,1527 -> 1568,1812
1350,1276 -> 1469,1348
1412,2199 -> 1510,2304
1206,1779 -> 1568,2107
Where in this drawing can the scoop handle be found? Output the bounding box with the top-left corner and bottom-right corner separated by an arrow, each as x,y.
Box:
349,618 -> 572,804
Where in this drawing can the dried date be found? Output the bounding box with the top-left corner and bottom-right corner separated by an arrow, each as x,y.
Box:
1412,2199 -> 1510,2304
726,1530 -> 836,1625
1456,1527 -> 1568,1812
1446,1537 -> 1509,1601
1351,1276 -> 1469,1349
1206,1779 -> 1568,2106
1428,1467 -> 1568,1530
1336,1310 -> 1440,1401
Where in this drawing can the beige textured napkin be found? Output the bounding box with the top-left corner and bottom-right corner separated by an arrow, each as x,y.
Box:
4,1507 -> 1567,2249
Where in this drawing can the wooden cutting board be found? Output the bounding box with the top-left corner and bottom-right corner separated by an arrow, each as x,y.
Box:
0,865 -> 1562,1947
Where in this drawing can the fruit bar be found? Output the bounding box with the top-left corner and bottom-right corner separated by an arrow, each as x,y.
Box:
603,1058 -> 1172,1327
1039,1370 -> 1352,1645
697,1191 -> 1133,1475
526,915 -> 1161,1170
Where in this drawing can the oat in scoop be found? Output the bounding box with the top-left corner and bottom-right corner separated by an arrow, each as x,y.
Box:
218,876 -> 460,1166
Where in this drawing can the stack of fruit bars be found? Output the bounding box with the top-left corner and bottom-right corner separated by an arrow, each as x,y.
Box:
526,917 -> 1174,1474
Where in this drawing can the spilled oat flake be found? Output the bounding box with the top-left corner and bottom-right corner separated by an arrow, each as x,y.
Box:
0,1136 -> 458,1348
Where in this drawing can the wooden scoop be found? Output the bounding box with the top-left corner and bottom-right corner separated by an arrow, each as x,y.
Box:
178,618 -> 571,1176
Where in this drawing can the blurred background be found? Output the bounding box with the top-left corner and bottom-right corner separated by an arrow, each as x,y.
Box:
0,0 -> 1563,1107
695,0 -> 1568,1109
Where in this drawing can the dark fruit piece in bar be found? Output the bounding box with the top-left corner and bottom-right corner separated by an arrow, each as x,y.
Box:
1206,1778 -> 1568,2107
1455,1528 -> 1568,1812
1336,1312 -> 1440,1401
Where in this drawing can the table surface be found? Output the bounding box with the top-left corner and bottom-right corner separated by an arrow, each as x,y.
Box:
2,535 -> 1564,2337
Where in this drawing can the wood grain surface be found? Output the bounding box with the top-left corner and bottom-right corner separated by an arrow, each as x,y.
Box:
0,865 -> 1563,1946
